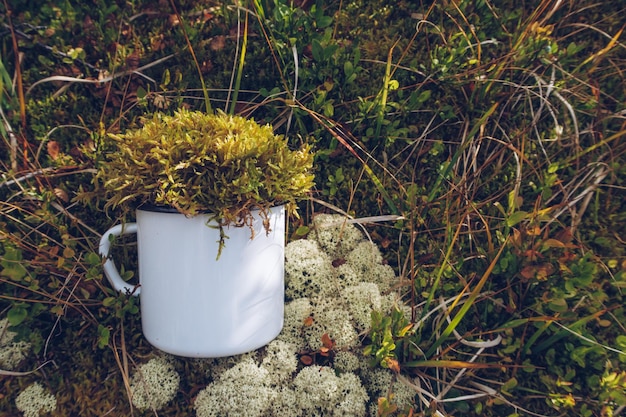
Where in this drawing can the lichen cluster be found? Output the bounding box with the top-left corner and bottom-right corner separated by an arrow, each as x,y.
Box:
193,340 -> 371,417
190,214 -> 415,416
129,355 -> 181,411
15,383 -> 56,417
97,108 -> 314,229
280,214 -> 398,351
0,318 -> 31,370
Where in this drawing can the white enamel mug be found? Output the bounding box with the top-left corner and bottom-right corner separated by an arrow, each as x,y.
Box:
99,205 -> 285,358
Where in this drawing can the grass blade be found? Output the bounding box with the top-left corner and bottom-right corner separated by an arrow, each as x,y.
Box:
425,239 -> 509,358
227,4 -> 249,114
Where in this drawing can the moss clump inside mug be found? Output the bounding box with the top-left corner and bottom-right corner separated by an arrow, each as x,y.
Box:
97,108 -> 314,255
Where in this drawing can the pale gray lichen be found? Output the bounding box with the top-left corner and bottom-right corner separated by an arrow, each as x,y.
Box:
369,263 -> 397,292
277,297 -> 312,350
347,240 -> 384,268
0,318 -> 31,370
265,386 -> 300,416
304,298 -> 359,350
362,368 -> 416,412
362,367 -> 394,398
346,240 -> 395,291
389,379 -> 418,412
189,350 -> 258,381
260,339 -> 298,384
285,239 -> 335,299
130,356 -> 180,411
308,214 -> 366,258
293,366 -> 341,414
192,214 -> 405,417
334,262 -> 363,288
380,292 -> 405,317
293,366 -> 368,417
342,282 -> 383,332
15,382 -> 56,417
203,350 -> 259,381
334,372 -> 370,417
334,351 -> 363,373
194,357 -> 275,417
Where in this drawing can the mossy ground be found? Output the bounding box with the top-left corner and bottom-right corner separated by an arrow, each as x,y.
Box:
1,0 -> 625,416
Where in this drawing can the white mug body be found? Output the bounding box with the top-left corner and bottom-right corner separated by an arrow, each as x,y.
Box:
101,205 -> 285,357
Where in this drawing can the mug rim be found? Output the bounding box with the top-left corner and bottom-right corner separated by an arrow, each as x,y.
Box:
137,203 -> 285,214
137,203 -> 181,213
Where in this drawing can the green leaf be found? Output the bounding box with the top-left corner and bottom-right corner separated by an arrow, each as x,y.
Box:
102,297 -> 117,307
0,260 -> 29,281
416,89 -> 431,103
7,306 -> 28,326
344,60 -> 353,77
323,44 -> 339,60
97,325 -> 110,349
311,39 -> 323,62
323,101 -> 334,117
136,86 -> 147,99
294,226 -> 310,237
501,377 -> 518,395
85,251 -> 102,267
548,163 -> 560,174
506,211 -> 529,227
0,246 -> 28,281
161,68 -> 171,87
548,298 -> 568,312
316,15 -> 333,29
50,305 -> 64,316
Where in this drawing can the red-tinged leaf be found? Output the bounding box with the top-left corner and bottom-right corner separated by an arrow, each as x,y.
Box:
303,316 -> 314,327
321,333 -> 334,349
300,355 -> 313,365
520,265 -> 536,281
202,10 -> 214,23
47,141 -> 60,160
554,227 -> 573,244
54,188 -> 69,202
523,249 -> 541,262
50,305 -> 64,316
527,225 -> 541,236
397,323 -> 414,337
511,228 -> 523,248
377,397 -> 398,417
542,238 -> 566,249
332,258 -> 346,268
535,263 -> 555,280
384,357 -> 401,373
209,35 -> 226,51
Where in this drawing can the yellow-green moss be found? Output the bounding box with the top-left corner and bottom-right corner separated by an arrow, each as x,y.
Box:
97,109 -> 314,244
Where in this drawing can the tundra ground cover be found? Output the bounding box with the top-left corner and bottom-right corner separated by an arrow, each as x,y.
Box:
1,0 -> 625,415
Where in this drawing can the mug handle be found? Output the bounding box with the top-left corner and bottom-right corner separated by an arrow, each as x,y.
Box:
99,223 -> 140,296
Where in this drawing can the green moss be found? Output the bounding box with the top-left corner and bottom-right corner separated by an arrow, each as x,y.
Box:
96,108 -> 314,242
